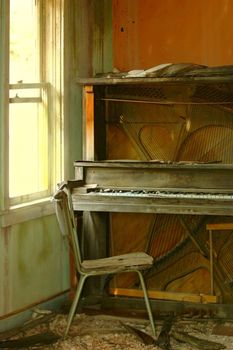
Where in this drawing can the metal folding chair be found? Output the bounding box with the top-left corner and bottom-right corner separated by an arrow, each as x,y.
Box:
53,182 -> 156,337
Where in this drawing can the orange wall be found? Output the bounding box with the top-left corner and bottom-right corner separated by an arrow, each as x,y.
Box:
113,0 -> 233,71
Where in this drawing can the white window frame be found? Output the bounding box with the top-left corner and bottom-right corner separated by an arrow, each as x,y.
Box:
0,0 -> 64,227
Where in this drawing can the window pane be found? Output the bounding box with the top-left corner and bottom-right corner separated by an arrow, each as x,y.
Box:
9,102 -> 48,197
9,0 -> 49,201
10,0 -> 38,83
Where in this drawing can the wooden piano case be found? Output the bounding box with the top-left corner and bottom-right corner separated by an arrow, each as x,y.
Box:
75,75 -> 233,305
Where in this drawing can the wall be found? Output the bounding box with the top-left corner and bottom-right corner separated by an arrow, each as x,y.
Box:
0,217 -> 69,321
0,0 -> 112,332
64,0 -> 113,175
0,0 -> 70,331
111,0 -> 233,297
113,0 -> 233,71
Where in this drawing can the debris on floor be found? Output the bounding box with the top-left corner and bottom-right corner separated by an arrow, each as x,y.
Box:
0,332 -> 60,349
1,312 -> 233,349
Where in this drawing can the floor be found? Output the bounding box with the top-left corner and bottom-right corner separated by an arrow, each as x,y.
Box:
1,309 -> 233,349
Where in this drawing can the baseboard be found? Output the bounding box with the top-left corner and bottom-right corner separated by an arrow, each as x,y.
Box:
0,290 -> 69,333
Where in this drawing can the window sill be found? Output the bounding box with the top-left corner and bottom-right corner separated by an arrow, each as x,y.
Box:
1,197 -> 55,227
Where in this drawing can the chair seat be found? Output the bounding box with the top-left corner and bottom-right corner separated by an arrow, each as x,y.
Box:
81,252 -> 153,272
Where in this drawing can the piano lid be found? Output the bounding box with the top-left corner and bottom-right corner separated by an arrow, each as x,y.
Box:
74,160 -> 233,195
76,63 -> 233,85
74,159 -> 233,170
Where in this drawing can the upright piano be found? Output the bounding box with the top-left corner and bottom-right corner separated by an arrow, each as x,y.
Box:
74,69 -> 233,305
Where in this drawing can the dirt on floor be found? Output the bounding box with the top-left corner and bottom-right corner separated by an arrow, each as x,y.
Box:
1,311 -> 233,349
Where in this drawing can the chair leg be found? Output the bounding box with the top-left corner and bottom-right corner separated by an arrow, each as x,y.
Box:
137,271 -> 156,338
64,275 -> 87,337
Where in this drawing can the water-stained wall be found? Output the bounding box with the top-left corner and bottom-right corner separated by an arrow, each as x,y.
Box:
0,0 -> 113,331
113,0 -> 233,71
0,217 -> 69,319
110,0 -> 233,298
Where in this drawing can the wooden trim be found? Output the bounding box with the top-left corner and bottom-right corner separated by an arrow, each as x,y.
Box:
1,198 -> 55,227
109,288 -> 219,304
206,223 -> 233,231
0,0 -> 10,212
83,85 -> 95,160
9,97 -> 42,104
76,75 -> 233,85
101,97 -> 233,106
74,160 -> 233,170
0,289 -> 69,321
10,83 -> 49,89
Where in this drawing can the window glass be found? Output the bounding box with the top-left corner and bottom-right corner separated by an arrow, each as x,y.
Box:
10,0 -> 38,83
9,0 -> 49,201
9,98 -> 48,197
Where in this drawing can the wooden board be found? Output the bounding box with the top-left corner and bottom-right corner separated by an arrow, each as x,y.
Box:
109,288 -> 219,304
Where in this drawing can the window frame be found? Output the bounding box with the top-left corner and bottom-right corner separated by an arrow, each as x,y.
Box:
0,0 -> 64,226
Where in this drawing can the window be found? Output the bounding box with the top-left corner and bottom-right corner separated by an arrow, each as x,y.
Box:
8,0 -> 63,208
9,83 -> 50,203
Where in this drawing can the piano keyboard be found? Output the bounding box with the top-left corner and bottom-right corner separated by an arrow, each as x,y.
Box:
87,188 -> 233,200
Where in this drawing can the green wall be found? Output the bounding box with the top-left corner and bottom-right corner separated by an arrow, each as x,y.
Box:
0,216 -> 69,316
0,0 -> 112,331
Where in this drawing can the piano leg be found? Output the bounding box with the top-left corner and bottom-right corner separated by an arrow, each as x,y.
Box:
209,229 -> 214,295
206,223 -> 233,297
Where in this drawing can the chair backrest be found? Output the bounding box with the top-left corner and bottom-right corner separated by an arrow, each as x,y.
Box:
53,182 -> 82,272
